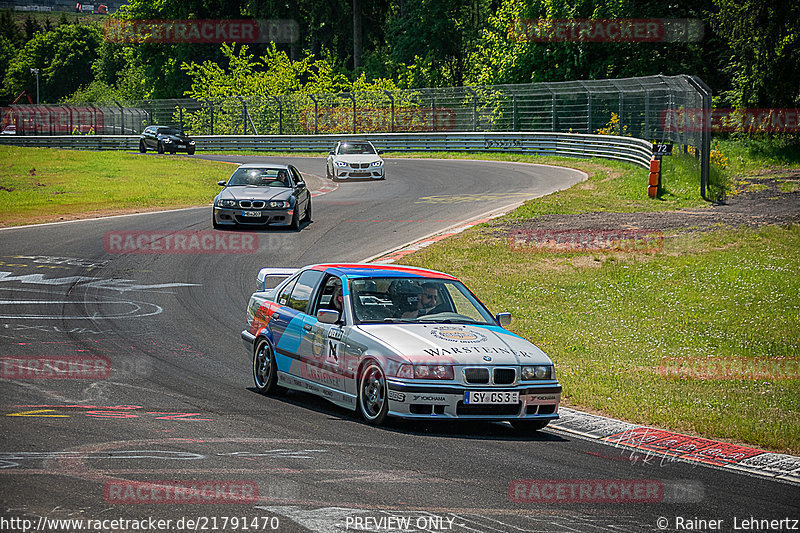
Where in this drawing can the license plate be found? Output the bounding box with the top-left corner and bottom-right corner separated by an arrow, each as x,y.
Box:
242,210 -> 261,217
464,391 -> 519,404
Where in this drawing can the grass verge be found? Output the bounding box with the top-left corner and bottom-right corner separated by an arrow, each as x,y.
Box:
403,225 -> 800,454
0,146 -> 233,226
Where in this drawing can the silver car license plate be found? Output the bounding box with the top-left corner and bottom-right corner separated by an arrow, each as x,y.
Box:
464,391 -> 519,404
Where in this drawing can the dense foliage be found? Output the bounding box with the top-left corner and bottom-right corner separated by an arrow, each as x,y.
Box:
0,0 -> 796,108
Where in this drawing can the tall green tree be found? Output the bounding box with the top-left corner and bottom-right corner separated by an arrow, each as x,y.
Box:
3,24 -> 102,103
712,0 -> 800,107
469,0 -> 724,89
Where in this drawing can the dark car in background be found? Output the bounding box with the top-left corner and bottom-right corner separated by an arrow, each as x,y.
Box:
139,125 -> 196,155
213,163 -> 312,230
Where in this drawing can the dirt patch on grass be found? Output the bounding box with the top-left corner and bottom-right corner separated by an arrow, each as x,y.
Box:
493,173 -> 800,234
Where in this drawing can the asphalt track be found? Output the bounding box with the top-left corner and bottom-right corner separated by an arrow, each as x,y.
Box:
0,155 -> 797,533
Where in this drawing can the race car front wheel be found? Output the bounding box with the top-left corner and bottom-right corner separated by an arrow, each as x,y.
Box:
253,338 -> 280,394
358,360 -> 388,425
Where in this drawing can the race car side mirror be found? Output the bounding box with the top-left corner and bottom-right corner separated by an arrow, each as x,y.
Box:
496,312 -> 511,327
217,181 -> 226,186
329,151 -> 334,155
317,309 -> 340,324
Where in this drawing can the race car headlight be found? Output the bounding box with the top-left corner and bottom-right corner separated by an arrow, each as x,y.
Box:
163,138 -> 173,143
521,365 -> 553,380
189,140 -> 195,145
268,200 -> 289,208
371,160 -> 383,167
336,161 -> 348,167
395,364 -> 454,380
217,199 -> 237,207
414,364 -> 454,380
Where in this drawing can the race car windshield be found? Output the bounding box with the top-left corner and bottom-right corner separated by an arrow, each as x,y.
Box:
339,143 -> 376,155
348,277 -> 496,325
227,168 -> 292,187
157,127 -> 183,135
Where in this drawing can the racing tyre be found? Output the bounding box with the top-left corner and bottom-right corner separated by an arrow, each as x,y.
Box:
289,205 -> 300,231
253,338 -> 280,395
157,142 -> 164,154
325,164 -> 331,179
302,198 -> 312,223
138,140 -> 147,153
212,212 -> 220,229
510,419 -> 550,433
358,360 -> 388,425
187,146 -> 195,155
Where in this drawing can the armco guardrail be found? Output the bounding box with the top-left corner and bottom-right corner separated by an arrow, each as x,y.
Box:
0,132 -> 654,168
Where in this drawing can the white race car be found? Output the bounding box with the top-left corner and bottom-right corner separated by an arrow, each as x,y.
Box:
241,263 -> 561,431
326,141 -> 385,180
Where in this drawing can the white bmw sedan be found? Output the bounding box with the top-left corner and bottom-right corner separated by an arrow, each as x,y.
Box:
326,140 -> 385,180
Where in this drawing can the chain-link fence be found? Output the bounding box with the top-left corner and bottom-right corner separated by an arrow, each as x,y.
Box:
4,74 -> 711,193
6,75 -> 702,143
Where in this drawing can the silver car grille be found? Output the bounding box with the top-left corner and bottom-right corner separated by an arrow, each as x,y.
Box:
239,200 -> 266,209
351,163 -> 370,169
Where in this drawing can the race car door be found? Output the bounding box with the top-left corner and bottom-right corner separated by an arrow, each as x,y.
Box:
298,274 -> 348,394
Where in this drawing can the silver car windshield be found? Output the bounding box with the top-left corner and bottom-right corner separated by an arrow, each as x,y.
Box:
338,143 -> 376,155
349,277 -> 496,325
228,168 -> 292,187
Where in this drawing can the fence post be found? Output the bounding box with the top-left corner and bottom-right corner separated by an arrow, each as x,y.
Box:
465,87 -> 477,131
309,94 -> 319,134
383,90 -> 395,132
348,93 -> 356,134
687,76 -> 712,200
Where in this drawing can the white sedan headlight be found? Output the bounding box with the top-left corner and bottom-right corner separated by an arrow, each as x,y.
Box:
371,160 -> 383,167
336,161 -> 348,168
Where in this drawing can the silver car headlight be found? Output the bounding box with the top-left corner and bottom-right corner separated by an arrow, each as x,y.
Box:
371,160 -> 383,167
336,161 -> 348,167
521,365 -> 553,380
217,199 -> 237,207
268,200 -> 289,208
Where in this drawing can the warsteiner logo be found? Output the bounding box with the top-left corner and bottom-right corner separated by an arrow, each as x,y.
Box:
430,327 -> 488,344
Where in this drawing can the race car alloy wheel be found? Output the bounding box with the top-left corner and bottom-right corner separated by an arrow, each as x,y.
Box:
253,339 -> 279,394
139,140 -> 146,153
302,198 -> 312,223
358,360 -> 388,424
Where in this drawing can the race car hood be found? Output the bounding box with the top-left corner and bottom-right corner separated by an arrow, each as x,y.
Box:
354,323 -> 552,366
218,186 -> 293,202
334,154 -> 383,164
